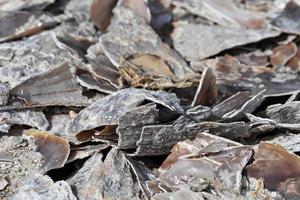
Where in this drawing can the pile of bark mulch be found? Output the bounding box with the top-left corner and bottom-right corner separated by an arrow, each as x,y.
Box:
1,0 -> 300,199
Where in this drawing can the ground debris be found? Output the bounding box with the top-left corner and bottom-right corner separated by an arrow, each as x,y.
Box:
1,0 -> 300,199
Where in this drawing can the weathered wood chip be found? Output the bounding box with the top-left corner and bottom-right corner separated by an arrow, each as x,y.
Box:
247,142 -> 300,199
117,103 -> 158,149
272,1 -> 300,35
25,129 -> 70,172
0,0 -> 55,12
222,90 -> 266,121
212,91 -> 250,118
119,0 -> 151,23
172,21 -> 280,61
160,137 -> 252,193
270,42 -> 297,68
0,31 -> 73,88
90,0 -> 118,32
192,66 -> 217,107
66,88 -> 183,137
173,0 -> 267,29
267,134 -> 300,152
0,109 -> 49,133
100,6 -> 193,78
8,62 -> 89,108
266,101 -> 300,124
68,149 -> 142,200
0,11 -> 60,43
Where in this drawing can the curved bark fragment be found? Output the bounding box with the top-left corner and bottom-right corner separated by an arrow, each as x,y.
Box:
25,129 -> 70,172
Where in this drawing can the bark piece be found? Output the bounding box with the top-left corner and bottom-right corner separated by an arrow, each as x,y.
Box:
172,21 -> 280,61
0,109 -> 49,132
287,44 -> 300,71
159,132 -> 242,173
127,156 -> 166,198
86,42 -> 119,87
172,0 -> 267,29
266,101 -> 300,124
135,123 -> 200,156
117,103 -> 158,149
203,56 -> 300,96
119,0 -> 151,23
0,11 -> 60,43
25,129 -> 70,172
272,1 -> 300,35
135,121 -> 249,156
278,178 -> 300,200
67,143 -> 109,163
270,43 -> 297,68
212,91 -> 250,117
222,90 -> 266,121
12,175 -> 76,200
68,149 -> 141,200
90,0 -> 118,32
160,142 -> 252,193
0,31 -> 73,88
100,6 -> 192,78
66,88 -> 183,136
195,121 -> 251,139
0,0 -> 55,11
247,142 -> 300,191
268,134 -> 300,152
191,66 -> 217,107
8,62 -> 89,108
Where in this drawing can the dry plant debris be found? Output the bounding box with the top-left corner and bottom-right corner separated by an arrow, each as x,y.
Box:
1,0 -> 300,199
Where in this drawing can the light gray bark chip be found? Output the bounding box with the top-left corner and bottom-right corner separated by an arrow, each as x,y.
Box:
135,123 -> 200,156
272,1 -> 300,35
172,21 -> 280,61
222,90 -> 266,121
100,6 -> 193,78
66,88 -> 183,136
68,149 -> 141,200
0,0 -> 55,12
172,0 -> 267,29
11,175 -> 77,200
0,11 -> 60,43
267,134 -> 300,152
266,101 -> 300,124
8,62 -> 89,108
0,109 -> 49,133
0,31 -> 73,88
85,43 -> 119,87
195,121 -> 251,140
117,103 -> 159,149
212,91 -> 250,118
